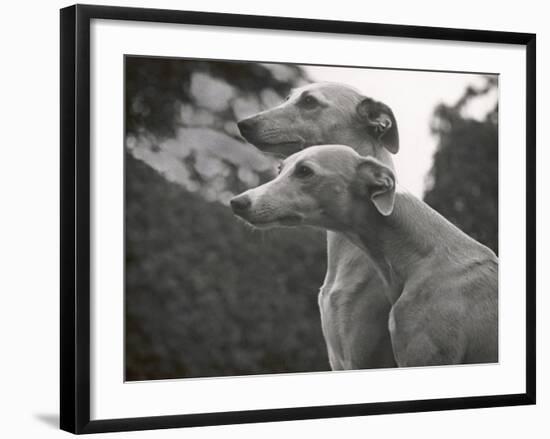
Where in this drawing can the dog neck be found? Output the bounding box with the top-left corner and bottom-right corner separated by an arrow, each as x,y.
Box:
342,189 -> 463,304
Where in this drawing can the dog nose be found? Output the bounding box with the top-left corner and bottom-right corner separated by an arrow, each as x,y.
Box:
237,118 -> 254,138
230,195 -> 251,212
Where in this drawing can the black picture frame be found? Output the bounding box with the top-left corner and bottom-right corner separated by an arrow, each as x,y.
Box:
60,4 -> 536,434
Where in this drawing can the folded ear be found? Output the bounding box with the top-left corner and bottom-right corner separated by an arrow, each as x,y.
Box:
353,158 -> 396,216
356,98 -> 399,154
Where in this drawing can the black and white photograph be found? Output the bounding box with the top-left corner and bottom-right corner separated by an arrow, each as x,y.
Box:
125,56 -> 499,381
1,0 -> 544,436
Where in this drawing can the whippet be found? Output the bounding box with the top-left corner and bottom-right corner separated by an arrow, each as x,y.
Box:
231,145 -> 498,367
237,83 -> 398,369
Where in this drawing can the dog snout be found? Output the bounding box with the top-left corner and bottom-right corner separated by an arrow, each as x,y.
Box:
230,194 -> 252,213
237,117 -> 256,139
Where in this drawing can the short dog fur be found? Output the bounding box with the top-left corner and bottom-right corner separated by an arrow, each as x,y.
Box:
237,82 -> 398,369
231,145 -> 498,367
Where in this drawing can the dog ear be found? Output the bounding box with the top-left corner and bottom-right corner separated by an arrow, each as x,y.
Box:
353,158 -> 396,216
357,98 -> 399,154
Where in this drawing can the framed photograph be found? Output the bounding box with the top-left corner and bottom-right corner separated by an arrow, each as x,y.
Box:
60,4 -> 536,434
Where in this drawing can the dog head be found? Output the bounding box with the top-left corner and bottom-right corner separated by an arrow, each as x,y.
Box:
230,144 -> 396,231
237,82 -> 399,157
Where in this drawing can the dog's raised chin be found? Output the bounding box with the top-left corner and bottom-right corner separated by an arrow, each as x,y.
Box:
231,202 -> 304,229
250,214 -> 303,228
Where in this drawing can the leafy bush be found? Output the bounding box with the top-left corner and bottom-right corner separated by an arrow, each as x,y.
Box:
424,77 -> 498,253
125,154 -> 329,380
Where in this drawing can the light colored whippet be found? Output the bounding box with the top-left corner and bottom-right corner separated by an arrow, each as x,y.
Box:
231,145 -> 498,367
237,82 -> 398,370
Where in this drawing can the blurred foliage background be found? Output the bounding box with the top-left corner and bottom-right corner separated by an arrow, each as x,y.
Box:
424,76 -> 498,253
124,56 -> 498,380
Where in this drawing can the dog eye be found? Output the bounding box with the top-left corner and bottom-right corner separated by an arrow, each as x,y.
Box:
300,95 -> 318,109
294,164 -> 314,179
